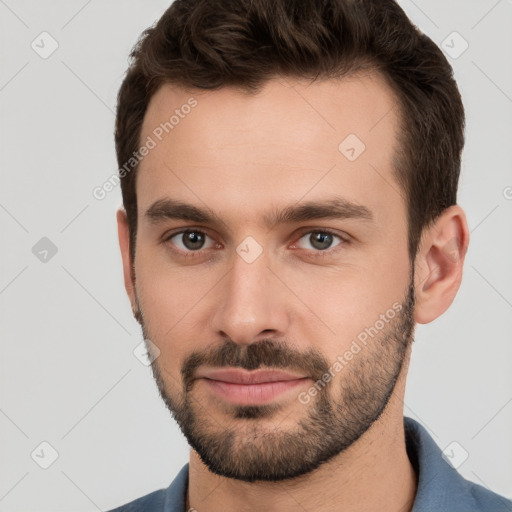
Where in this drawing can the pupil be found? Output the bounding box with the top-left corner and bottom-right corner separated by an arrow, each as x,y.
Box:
311,232 -> 332,250
184,232 -> 204,250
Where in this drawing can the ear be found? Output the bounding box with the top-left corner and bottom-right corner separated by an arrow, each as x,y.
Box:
116,207 -> 138,320
413,205 -> 470,324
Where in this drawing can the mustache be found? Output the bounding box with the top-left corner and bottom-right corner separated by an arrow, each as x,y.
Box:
181,338 -> 330,391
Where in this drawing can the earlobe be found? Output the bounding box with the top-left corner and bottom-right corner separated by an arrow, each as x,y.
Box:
116,207 -> 137,316
413,205 -> 470,324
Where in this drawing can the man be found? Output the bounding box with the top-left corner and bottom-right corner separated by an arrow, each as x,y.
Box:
110,0 -> 512,510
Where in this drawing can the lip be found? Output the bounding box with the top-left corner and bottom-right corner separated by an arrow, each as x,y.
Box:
197,368 -> 306,384
196,368 -> 309,405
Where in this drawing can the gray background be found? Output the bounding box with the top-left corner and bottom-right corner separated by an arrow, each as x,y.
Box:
1,0 -> 511,510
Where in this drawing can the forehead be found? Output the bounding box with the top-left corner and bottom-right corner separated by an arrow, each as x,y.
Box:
136,72 -> 404,228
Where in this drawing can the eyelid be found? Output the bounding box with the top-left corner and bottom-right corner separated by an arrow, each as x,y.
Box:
292,226 -> 350,242
163,227 -> 214,243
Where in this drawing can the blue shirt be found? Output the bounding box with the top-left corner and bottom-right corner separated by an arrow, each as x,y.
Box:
109,416 -> 512,511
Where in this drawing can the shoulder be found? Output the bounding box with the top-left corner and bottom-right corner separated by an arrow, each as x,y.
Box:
466,480 -> 512,512
404,416 -> 512,512
108,488 -> 166,512
107,463 -> 189,512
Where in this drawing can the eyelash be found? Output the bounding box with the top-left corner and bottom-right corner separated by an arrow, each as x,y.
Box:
162,228 -> 350,259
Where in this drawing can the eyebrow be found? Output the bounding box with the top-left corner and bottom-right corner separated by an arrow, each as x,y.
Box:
144,197 -> 374,230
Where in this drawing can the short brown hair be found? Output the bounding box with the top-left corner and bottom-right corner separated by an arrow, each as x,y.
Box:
115,0 -> 465,263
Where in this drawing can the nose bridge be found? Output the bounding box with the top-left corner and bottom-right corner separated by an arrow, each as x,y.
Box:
210,244 -> 288,344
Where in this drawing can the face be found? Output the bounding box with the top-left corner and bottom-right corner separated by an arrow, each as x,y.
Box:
126,73 -> 417,482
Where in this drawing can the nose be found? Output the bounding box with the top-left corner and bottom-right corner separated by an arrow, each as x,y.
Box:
209,245 -> 290,345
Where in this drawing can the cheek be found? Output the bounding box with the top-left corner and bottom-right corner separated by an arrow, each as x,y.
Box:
136,246 -> 216,323
281,254 -> 409,350
134,253 -> 237,378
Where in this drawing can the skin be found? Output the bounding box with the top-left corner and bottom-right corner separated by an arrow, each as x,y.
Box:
117,72 -> 469,512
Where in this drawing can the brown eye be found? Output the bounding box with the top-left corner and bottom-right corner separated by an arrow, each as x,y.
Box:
167,230 -> 215,252
296,231 -> 344,251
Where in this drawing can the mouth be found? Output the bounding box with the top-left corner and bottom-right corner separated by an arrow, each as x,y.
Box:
195,368 -> 310,405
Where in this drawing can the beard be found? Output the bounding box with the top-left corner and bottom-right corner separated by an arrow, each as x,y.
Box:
134,272 -> 416,483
